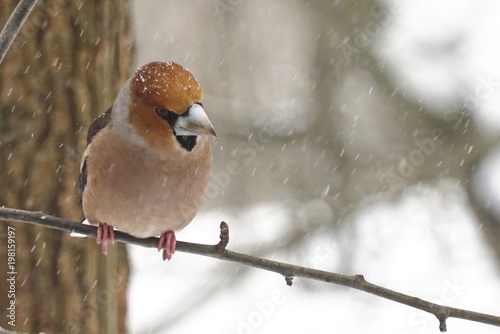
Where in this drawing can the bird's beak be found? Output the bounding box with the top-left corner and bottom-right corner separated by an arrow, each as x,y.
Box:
174,104 -> 216,137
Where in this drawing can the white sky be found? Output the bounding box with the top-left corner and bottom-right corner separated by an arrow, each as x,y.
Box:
376,0 -> 500,135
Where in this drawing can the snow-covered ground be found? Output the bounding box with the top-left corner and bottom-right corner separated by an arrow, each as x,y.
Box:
128,183 -> 499,333
128,1 -> 500,333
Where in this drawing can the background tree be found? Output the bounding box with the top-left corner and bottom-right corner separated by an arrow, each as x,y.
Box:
0,1 -> 133,332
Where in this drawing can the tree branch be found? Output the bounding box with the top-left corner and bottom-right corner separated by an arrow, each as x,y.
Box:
1,207 -> 499,332
0,0 -> 39,65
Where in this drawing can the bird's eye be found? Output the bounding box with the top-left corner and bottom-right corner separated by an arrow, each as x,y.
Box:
155,107 -> 179,129
155,107 -> 171,119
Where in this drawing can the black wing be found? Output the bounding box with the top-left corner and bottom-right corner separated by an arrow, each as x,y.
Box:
86,107 -> 112,145
78,157 -> 87,199
79,108 -> 112,199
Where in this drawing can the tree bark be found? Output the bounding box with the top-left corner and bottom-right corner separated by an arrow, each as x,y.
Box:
0,0 -> 133,333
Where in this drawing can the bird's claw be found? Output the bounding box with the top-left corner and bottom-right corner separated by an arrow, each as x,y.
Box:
158,231 -> 176,261
97,223 -> 115,256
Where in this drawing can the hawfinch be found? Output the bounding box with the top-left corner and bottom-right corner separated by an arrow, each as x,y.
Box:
79,61 -> 216,260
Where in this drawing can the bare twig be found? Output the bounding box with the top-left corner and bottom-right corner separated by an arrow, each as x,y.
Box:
216,221 -> 229,251
0,0 -> 39,65
1,206 -> 499,332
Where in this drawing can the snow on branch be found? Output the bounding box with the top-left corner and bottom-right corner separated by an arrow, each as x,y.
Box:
1,206 -> 499,332
0,0 -> 39,65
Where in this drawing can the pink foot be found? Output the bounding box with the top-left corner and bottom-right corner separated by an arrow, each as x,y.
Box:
96,223 -> 115,256
158,231 -> 176,261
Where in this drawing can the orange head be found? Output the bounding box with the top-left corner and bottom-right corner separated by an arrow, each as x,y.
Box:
112,61 -> 215,153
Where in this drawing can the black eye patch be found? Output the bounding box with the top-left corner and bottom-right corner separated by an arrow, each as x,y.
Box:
155,107 -> 178,129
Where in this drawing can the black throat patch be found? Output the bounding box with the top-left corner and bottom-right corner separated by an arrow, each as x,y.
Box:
176,136 -> 197,152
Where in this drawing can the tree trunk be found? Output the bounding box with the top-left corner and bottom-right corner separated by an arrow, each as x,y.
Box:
0,1 -> 133,333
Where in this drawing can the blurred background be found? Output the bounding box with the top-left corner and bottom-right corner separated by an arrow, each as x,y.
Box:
129,0 -> 500,333
1,0 -> 500,333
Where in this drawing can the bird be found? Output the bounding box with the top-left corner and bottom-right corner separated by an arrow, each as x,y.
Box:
78,61 -> 216,260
